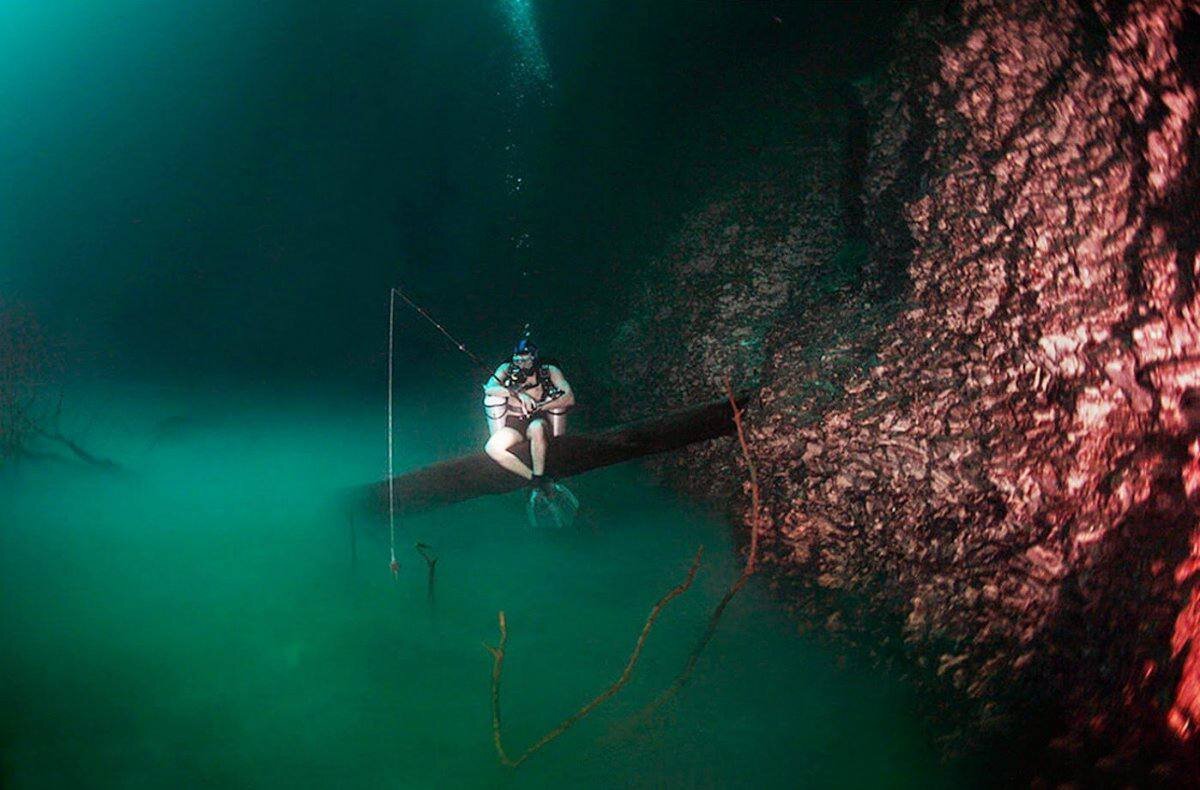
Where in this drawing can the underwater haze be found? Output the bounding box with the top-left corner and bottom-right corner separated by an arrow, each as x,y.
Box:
0,1 -> 964,787
0,381 -> 958,787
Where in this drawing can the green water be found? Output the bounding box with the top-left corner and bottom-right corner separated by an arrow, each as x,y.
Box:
1,381 -> 959,787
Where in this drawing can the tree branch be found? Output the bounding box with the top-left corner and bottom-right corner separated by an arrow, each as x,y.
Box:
485,546 -> 704,768
631,377 -> 764,720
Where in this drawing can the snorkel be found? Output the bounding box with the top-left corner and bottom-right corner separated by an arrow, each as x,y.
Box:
511,324 -> 539,371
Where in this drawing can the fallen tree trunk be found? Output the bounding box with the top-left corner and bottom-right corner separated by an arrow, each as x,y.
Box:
359,392 -> 753,516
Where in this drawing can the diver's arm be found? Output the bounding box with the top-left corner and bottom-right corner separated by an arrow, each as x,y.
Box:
484,364 -> 535,415
483,364 -> 511,399
540,366 -> 575,410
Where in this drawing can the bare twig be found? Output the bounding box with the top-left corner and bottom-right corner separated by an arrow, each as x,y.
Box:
728,377 -> 762,574
485,546 -> 704,768
34,427 -> 121,470
415,542 -> 438,604
632,377 -> 764,720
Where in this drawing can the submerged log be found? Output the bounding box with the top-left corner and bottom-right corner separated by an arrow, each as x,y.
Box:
362,392 -> 752,515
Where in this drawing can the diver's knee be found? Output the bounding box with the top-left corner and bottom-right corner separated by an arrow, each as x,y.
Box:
486,429 -> 518,457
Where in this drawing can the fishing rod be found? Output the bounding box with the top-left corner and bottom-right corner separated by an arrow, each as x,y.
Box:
387,284 -> 489,579
390,288 -> 561,412
390,285 -> 493,373
391,287 -> 542,394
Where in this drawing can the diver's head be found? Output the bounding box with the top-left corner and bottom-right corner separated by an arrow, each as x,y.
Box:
512,336 -> 538,370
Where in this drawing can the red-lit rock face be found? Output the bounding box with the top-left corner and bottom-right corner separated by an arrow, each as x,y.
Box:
762,0 -> 1199,770
615,0 -> 1200,777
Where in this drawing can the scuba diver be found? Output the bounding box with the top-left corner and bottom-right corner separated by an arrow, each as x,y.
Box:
482,332 -> 575,496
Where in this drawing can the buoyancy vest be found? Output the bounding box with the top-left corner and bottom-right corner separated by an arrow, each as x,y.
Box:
482,362 -> 563,420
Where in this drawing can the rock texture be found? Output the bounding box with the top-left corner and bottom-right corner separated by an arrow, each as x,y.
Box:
610,84 -> 862,501
613,0 -> 1200,779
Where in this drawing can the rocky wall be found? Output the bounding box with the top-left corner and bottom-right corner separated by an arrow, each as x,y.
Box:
613,0 -> 1200,779
610,86 -> 856,501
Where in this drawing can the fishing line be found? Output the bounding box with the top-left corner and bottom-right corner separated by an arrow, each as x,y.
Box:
386,285 -> 492,577
387,288 -> 398,578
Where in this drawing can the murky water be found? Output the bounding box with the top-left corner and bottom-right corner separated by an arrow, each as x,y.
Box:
2,380 -> 962,787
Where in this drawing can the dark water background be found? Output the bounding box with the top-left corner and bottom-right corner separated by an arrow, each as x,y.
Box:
0,1 -> 972,786
1,0 -> 899,383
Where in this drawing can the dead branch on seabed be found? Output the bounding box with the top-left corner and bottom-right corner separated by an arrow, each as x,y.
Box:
33,394 -> 122,471
484,546 -> 703,768
415,542 -> 438,604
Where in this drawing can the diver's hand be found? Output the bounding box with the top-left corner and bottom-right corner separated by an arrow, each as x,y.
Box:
517,391 -> 537,416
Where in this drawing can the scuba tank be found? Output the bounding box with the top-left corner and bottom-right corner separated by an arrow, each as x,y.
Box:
484,394 -> 508,436
544,405 -> 569,437
484,393 -> 508,437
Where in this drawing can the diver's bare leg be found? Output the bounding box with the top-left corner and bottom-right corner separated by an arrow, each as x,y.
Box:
528,419 -> 548,476
485,428 -> 533,480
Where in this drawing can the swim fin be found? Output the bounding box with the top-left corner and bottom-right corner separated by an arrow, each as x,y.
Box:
526,481 -> 580,529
